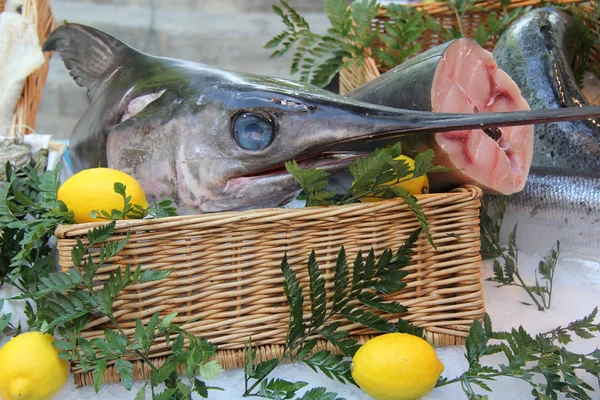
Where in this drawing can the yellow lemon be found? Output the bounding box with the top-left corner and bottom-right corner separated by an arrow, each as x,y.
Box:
351,333 -> 444,400
360,155 -> 429,202
58,168 -> 149,223
0,332 -> 69,400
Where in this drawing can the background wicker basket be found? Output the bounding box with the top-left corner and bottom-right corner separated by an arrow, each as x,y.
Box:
339,0 -> 596,94
56,186 -> 484,387
0,0 -> 56,135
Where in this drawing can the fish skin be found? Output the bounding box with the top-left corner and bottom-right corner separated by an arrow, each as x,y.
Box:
499,168 -> 600,262
43,23 -> 600,214
509,168 -> 600,217
347,41 -> 454,112
493,8 -> 600,172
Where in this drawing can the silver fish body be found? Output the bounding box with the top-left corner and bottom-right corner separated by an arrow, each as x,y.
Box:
499,168 -> 600,262
43,23 -> 600,214
493,8 -> 600,172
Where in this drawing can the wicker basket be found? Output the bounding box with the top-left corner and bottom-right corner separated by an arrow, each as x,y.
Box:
56,185 -> 484,386
0,0 -> 56,135
339,0 -> 595,94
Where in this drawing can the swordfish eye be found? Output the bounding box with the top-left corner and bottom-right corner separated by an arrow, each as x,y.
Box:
233,112 -> 275,151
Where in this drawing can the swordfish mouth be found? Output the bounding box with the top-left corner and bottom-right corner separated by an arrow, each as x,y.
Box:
227,152 -> 364,186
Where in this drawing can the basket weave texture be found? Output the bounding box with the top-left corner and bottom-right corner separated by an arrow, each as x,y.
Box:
56,185 -> 485,387
339,0 -> 595,94
0,0 -> 56,134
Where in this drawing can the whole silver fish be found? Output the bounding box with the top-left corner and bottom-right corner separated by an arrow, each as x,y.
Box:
43,23 -> 600,214
493,8 -> 600,172
499,168 -> 600,262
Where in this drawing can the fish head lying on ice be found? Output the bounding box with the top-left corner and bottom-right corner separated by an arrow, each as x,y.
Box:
43,23 -> 600,213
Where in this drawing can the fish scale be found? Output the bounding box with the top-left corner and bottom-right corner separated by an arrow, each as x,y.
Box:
501,168 -> 600,261
510,168 -> 600,217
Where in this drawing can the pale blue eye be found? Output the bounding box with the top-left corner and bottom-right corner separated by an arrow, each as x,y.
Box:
233,113 -> 274,151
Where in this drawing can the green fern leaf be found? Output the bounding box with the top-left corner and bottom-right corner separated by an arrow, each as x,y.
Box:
324,0 -> 353,37
389,187 -> 433,247
92,360 -> 107,393
320,325 -> 361,356
296,338 -> 319,360
115,358 -> 134,390
307,251 -> 327,328
303,350 -> 353,384
332,246 -> 349,313
285,160 -> 334,206
358,292 -> 407,314
280,253 -> 305,347
264,32 -> 290,49
87,222 -> 116,245
298,387 -> 345,400
395,319 -> 425,338
341,306 -> 396,333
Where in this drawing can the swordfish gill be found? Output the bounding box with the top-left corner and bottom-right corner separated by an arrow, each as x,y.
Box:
43,23 -> 600,214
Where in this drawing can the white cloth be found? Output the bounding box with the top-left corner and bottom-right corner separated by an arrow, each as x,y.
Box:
0,11 -> 45,134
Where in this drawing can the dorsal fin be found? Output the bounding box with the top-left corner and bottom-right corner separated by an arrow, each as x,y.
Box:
43,23 -> 136,102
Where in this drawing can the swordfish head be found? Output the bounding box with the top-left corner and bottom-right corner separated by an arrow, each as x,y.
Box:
43,23 -> 600,213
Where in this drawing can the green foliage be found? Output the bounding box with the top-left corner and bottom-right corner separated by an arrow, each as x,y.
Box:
534,242 -> 559,309
8,214 -> 221,398
298,387 -> 346,400
373,4 -> 437,68
145,330 -> 221,398
440,0 -> 532,46
437,308 -> 600,400
1,163 -> 216,398
307,251 -> 327,328
302,351 -> 352,384
145,199 -> 179,219
90,183 -> 178,221
264,0 -> 352,87
285,161 -> 335,207
0,166 -> 190,394
281,253 -> 306,347
257,378 -> 309,399
0,299 -> 12,332
265,1 -> 561,87
288,143 -> 449,247
243,228 -> 422,398
480,195 -> 560,311
115,358 -> 134,390
89,182 -> 145,220
0,163 -> 74,291
0,163 -> 177,299
478,194 -> 509,260
266,0 -> 424,86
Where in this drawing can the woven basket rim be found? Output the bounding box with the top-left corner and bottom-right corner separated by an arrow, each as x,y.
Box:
55,185 -> 483,238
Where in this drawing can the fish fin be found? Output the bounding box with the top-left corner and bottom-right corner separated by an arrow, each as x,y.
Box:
43,23 -> 133,102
